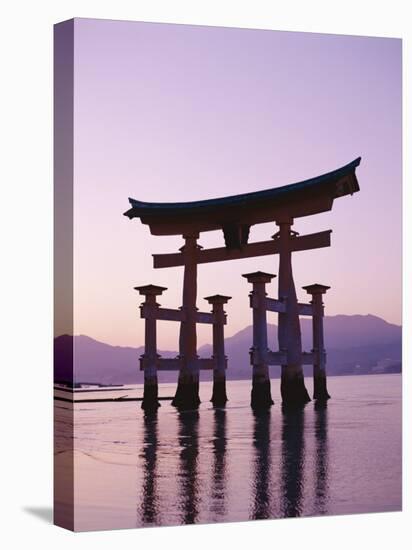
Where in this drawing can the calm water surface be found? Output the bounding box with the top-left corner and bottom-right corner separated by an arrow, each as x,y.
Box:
54,374 -> 401,531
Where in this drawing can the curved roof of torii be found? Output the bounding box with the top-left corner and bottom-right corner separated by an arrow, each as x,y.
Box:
124,157 -> 361,236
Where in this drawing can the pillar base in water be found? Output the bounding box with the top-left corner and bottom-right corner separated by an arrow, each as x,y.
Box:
251,376 -> 274,410
313,373 -> 331,401
210,377 -> 228,407
281,368 -> 311,408
172,374 -> 201,410
141,381 -> 160,412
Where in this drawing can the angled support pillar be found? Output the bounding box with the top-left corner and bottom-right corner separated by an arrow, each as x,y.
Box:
135,284 -> 167,412
303,284 -> 331,401
205,294 -> 231,407
242,271 -> 275,410
275,220 -> 310,407
172,233 -> 202,410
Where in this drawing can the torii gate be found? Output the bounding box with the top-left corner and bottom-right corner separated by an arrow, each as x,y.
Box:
125,157 -> 361,411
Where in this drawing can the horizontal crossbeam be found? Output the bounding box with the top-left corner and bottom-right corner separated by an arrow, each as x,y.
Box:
266,351 -> 287,365
196,358 -> 216,370
196,311 -> 216,324
140,356 -> 219,371
153,230 -> 332,268
140,306 -> 221,325
140,306 -> 185,322
154,358 -> 181,370
250,350 -> 324,366
265,297 -> 286,313
301,352 -> 315,365
252,297 -> 313,316
250,349 -> 287,366
298,303 -> 313,316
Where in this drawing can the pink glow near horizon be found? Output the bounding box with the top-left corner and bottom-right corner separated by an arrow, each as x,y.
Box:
71,18 -> 401,349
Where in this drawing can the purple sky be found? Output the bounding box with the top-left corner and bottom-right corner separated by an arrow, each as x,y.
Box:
70,18 -> 401,349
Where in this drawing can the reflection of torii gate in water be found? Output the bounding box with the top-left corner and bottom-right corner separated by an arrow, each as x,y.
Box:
124,157 -> 361,412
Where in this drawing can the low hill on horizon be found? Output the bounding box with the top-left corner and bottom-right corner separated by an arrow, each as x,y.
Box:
54,314 -> 402,386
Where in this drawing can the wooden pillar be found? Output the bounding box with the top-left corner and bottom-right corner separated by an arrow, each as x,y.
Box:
302,284 -> 331,401
205,294 -> 231,407
275,220 -> 310,407
134,284 -> 167,412
172,233 -> 201,410
242,271 -> 275,410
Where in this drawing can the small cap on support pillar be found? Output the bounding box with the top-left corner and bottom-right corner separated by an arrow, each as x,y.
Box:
302,284 -> 330,295
204,294 -> 232,305
134,284 -> 167,296
242,271 -> 276,284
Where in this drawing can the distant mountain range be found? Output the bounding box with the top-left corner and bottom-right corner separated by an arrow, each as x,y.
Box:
54,314 -> 401,386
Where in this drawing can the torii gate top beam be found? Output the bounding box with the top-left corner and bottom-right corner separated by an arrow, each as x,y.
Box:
124,158 -> 361,237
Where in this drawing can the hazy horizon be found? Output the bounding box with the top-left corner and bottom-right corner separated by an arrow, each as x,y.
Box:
59,311 -> 401,350
63,19 -> 401,349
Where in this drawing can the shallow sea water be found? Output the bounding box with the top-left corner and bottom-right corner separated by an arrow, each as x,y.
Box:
54,374 -> 402,531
